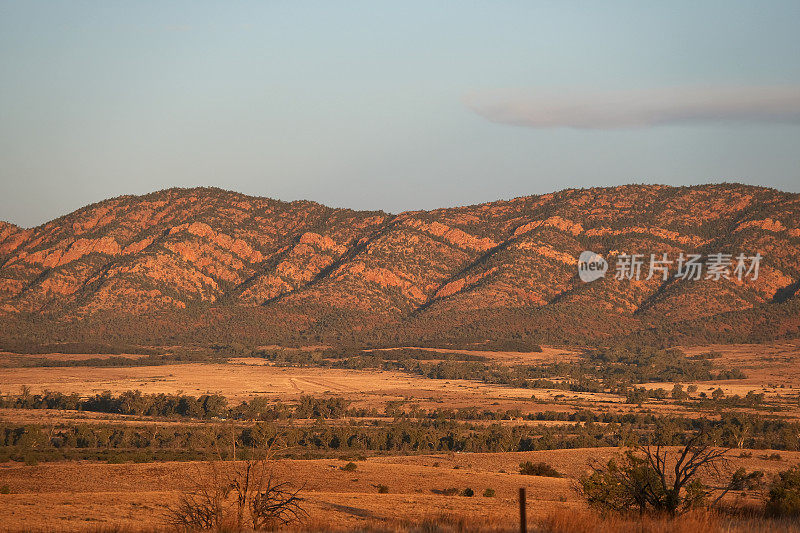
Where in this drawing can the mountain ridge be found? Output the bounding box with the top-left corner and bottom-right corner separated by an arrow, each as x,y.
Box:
1,183 -> 798,347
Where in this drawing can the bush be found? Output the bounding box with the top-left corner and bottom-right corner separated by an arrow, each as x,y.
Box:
767,465 -> 800,517
340,461 -> 357,471
377,484 -> 389,494
0,484 -> 10,494
461,487 -> 474,497
483,488 -> 495,497
578,436 -> 732,516
519,461 -> 562,477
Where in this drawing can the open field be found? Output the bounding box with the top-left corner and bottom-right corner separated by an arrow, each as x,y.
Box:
2,447 -> 799,532
0,358 -> 765,423
0,362 -> 546,405
0,358 -> 632,418
3,343 -> 800,418
681,342 -> 800,390
2,343 -> 800,531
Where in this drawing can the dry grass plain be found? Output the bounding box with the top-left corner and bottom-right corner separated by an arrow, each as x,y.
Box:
0,360 -> 629,419
2,343 -> 800,531
681,342 -> 800,391
2,447 -> 799,532
4,343 -> 800,419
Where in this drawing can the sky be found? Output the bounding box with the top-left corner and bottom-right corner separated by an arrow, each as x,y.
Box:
1,1 -> 799,228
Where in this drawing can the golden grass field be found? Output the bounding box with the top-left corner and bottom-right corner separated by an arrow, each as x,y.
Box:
2,342 -> 800,531
4,343 -> 800,419
3,447 -> 800,532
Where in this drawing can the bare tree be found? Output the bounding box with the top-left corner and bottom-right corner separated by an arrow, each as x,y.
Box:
231,455 -> 307,530
166,434 -> 307,531
166,461 -> 230,530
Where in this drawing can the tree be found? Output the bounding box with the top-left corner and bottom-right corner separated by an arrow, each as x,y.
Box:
721,413 -> 755,449
578,432 -> 735,516
671,384 -> 688,401
231,457 -> 307,530
166,437 -> 306,530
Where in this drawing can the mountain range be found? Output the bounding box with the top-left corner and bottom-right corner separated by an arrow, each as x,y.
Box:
1,184 -> 798,348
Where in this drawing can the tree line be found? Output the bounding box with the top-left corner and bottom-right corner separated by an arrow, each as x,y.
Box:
3,411 -> 800,465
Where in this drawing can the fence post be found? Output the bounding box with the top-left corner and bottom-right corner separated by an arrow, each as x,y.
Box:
519,487 -> 527,533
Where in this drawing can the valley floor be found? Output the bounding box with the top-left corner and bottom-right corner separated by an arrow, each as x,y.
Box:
2,447 -> 799,532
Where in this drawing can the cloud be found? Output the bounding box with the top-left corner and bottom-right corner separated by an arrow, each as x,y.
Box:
464,86 -> 800,129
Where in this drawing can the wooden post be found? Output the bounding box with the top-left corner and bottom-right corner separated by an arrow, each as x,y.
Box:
519,487 -> 527,533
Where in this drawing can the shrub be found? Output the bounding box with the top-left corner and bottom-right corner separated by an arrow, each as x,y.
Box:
377,484 -> 389,494
0,484 -> 10,494
519,461 -> 562,478
729,468 -> 764,492
578,435 -> 733,516
483,488 -> 495,497
461,488 -> 474,497
340,461 -> 357,471
767,465 -> 800,517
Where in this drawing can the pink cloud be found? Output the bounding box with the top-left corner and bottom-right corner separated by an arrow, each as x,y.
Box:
464,86 -> 800,129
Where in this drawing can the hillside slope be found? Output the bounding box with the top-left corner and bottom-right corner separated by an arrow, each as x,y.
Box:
1,184 -> 798,346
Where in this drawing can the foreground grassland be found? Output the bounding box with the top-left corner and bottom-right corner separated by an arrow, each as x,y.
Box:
3,448 -> 800,532
1,342 -> 800,531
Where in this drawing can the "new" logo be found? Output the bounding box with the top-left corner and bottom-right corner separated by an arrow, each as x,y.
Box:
577,251 -> 608,283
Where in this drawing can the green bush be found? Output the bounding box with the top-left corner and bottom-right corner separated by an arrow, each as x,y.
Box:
519,461 -> 562,477
461,487 -> 474,497
0,484 -> 10,494
377,484 -> 389,494
483,488 -> 495,497
340,461 -> 357,471
767,466 -> 800,517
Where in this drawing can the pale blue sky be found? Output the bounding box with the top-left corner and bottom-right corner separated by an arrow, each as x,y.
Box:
1,1 -> 799,227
